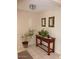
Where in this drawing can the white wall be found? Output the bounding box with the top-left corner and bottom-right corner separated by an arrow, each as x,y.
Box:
17,10 -> 40,52
36,7 -> 61,54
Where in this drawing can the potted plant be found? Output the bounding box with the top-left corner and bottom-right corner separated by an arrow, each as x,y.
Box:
38,28 -> 49,37
22,29 -> 34,47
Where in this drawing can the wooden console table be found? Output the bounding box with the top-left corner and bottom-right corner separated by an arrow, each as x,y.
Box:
36,35 -> 55,55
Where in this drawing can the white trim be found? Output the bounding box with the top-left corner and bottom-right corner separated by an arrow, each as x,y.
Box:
17,48 -> 27,53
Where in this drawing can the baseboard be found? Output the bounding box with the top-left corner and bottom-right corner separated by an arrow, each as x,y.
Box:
17,44 -> 35,53
17,48 -> 26,53
55,51 -> 61,59
55,51 -> 61,56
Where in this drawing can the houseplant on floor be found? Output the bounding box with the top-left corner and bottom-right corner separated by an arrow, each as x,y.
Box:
22,29 -> 34,47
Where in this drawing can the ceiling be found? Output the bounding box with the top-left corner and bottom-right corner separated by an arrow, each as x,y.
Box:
17,0 -> 61,12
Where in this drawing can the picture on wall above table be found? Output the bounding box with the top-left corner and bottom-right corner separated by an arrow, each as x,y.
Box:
41,18 -> 46,27
48,16 -> 55,27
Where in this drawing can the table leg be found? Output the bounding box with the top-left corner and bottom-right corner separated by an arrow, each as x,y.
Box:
36,38 -> 38,46
40,40 -> 42,45
48,42 -> 50,55
52,40 -> 55,52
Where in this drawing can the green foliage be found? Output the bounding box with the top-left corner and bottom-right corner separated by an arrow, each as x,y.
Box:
22,29 -> 34,39
39,29 -> 49,37
27,29 -> 34,37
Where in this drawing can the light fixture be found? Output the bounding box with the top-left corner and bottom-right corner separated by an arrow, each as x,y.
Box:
29,4 -> 36,10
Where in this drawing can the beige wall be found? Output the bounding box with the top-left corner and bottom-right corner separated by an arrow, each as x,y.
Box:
36,7 -> 61,54
17,10 -> 28,52
17,10 -> 40,52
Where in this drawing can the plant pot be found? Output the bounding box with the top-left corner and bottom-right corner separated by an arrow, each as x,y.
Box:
22,41 -> 28,48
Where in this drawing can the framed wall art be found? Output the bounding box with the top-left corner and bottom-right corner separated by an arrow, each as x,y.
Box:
41,18 -> 46,27
48,16 -> 55,27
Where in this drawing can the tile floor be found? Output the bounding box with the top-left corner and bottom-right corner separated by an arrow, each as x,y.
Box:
23,45 -> 60,59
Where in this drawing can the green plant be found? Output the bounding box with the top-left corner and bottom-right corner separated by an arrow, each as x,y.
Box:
22,29 -> 34,39
39,29 -> 49,37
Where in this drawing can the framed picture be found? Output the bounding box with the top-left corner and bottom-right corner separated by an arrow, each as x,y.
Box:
41,18 -> 46,27
48,16 -> 55,27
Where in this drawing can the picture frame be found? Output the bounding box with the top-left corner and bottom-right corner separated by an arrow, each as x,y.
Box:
41,18 -> 46,27
48,16 -> 55,27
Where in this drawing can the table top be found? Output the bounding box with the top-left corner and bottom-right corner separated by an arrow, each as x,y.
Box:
36,35 -> 55,42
